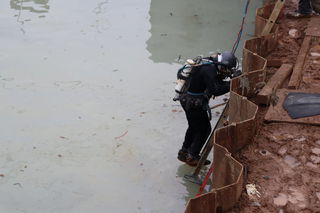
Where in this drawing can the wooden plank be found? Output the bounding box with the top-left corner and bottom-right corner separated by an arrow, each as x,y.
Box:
257,64 -> 293,105
288,36 -> 312,89
264,89 -> 320,125
261,0 -> 285,36
255,4 -> 278,36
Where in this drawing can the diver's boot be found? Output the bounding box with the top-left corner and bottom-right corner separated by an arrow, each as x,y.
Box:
186,154 -> 211,167
177,149 -> 188,162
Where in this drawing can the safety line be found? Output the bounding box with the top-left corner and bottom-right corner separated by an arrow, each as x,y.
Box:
231,0 -> 251,54
196,162 -> 215,197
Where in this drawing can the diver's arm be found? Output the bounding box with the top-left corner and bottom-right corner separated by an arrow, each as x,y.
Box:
203,65 -> 230,97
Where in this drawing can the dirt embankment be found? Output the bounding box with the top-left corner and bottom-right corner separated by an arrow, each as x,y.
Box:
228,0 -> 320,212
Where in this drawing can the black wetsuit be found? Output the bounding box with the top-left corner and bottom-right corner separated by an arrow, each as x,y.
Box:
179,63 -> 229,157
299,0 -> 312,14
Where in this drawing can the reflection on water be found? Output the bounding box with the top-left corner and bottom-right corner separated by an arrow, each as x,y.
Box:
10,0 -> 50,33
147,0 -> 261,64
10,0 -> 50,14
176,164 -> 212,203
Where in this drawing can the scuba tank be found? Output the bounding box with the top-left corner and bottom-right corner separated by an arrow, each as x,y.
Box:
173,56 -> 215,101
173,59 -> 195,101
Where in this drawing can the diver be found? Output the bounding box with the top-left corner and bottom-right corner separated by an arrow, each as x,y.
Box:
174,51 -> 240,167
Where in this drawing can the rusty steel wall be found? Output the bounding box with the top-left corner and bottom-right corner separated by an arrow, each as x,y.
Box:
184,3 -> 279,213
255,3 -> 279,36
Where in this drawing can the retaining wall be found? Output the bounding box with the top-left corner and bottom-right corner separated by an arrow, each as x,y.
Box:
184,3 -> 278,213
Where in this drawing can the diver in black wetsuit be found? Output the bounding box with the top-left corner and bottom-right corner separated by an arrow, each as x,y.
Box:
177,51 -> 239,167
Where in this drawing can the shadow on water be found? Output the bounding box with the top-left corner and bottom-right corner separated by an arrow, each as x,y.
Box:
176,164 -> 212,203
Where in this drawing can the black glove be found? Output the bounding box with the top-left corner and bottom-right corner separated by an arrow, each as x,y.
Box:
231,70 -> 242,78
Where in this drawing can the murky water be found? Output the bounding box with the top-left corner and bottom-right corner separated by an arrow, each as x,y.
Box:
0,0 -> 261,212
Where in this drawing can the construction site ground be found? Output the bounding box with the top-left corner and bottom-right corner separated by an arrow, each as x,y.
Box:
228,0 -> 320,212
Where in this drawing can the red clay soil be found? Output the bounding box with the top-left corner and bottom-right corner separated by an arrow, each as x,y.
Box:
227,0 -> 320,212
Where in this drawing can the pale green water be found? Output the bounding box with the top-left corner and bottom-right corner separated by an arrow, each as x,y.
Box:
0,0 -> 261,212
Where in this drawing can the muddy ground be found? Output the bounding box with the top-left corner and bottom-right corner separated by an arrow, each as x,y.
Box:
228,0 -> 320,212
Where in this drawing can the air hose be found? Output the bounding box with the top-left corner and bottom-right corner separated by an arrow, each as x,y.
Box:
231,0 -> 251,54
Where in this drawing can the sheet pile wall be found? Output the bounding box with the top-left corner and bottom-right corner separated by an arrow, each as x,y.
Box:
184,3 -> 278,213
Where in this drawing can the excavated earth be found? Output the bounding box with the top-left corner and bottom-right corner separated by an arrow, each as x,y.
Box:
228,0 -> 320,212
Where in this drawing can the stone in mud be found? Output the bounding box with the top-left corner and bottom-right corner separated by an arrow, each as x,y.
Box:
310,52 -> 320,57
317,192 -> 320,201
288,188 -> 306,209
310,155 -> 320,164
295,137 -> 306,142
278,146 -> 287,155
312,60 -> 320,64
273,193 -> 288,207
306,162 -> 318,169
284,155 -> 300,168
300,156 -> 307,164
311,148 -> 320,155
288,29 -> 301,38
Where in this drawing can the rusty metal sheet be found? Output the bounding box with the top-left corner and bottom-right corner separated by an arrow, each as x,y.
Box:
184,193 -> 217,213
256,3 -> 275,19
234,119 -> 257,151
242,49 -> 267,74
211,143 -> 244,211
231,70 -> 266,98
227,92 -> 258,151
265,89 -> 320,125
305,16 -> 320,37
244,34 -> 278,58
229,92 -> 258,123
211,143 -> 235,188
214,124 -> 237,155
229,92 -> 243,123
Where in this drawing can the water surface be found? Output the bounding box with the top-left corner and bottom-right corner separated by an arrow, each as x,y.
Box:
0,0 -> 261,212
